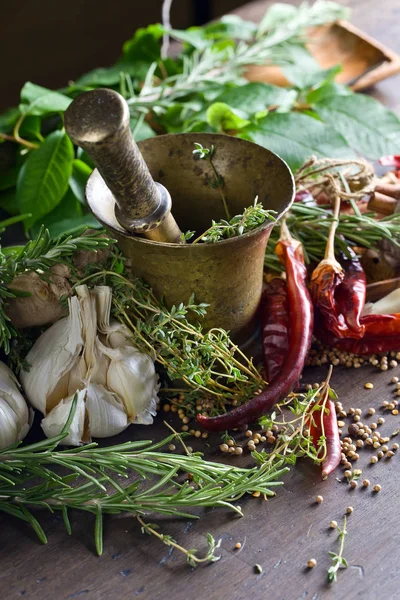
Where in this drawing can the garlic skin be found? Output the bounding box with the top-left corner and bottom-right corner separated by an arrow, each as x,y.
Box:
0,361 -> 32,450
362,288 -> 400,317
21,285 -> 159,445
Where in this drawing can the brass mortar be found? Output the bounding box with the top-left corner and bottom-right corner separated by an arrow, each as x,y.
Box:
86,133 -> 295,342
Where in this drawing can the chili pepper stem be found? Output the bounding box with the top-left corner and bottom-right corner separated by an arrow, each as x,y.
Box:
323,178 -> 342,267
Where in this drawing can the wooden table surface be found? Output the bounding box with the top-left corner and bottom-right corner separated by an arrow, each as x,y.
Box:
2,1 -> 400,599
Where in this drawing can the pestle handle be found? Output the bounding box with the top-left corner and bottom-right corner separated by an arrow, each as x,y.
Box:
64,89 -> 182,243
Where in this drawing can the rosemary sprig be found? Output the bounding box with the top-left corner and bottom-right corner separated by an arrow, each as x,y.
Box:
327,515 -> 348,583
0,403 -> 288,562
0,227 -> 114,353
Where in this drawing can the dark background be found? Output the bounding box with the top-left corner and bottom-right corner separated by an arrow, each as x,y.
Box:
1,0 -> 248,111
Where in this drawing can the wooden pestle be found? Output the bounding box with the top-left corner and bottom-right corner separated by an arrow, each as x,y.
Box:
64,89 -> 182,243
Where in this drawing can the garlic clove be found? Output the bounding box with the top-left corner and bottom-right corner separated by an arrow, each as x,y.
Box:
85,383 -> 129,438
41,389 -> 86,446
105,346 -> 158,423
0,400 -> 21,449
362,287 -> 400,316
0,361 -> 29,425
20,296 -> 84,415
93,286 -> 134,350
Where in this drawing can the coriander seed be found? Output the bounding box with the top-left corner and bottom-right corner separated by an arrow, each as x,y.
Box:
307,558 -> 317,569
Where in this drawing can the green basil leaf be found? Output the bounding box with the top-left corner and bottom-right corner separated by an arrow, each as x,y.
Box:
242,112 -> 354,171
17,130 -> 74,228
313,93 -> 400,158
206,102 -> 250,132
20,83 -> 72,116
69,159 -> 93,204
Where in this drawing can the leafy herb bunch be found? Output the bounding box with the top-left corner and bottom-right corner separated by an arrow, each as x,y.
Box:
1,1 -> 400,240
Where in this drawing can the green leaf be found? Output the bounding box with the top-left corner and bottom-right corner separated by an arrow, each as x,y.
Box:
206,102 -> 250,132
205,15 -> 257,41
282,45 -> 341,89
258,1 -> 349,36
122,24 -> 163,64
313,93 -> 400,158
130,118 -> 156,141
306,82 -> 352,104
30,188 -> 100,238
69,159 -> 92,204
19,116 -> 42,140
20,83 -> 72,116
242,112 -> 354,171
75,65 -> 128,87
16,130 -> 74,228
211,83 -> 297,116
0,107 -> 20,133
0,167 -> 19,192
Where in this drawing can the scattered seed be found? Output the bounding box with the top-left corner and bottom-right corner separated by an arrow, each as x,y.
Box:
330,520 -> 338,529
391,377 -> 399,383
346,506 -> 354,514
307,559 -> 317,569
367,407 -> 376,416
235,542 -> 242,550
373,484 -> 382,493
362,479 -> 370,487
254,564 -> 263,574
370,456 -> 378,464
315,495 -> 323,504
168,444 -> 176,452
365,383 -> 374,389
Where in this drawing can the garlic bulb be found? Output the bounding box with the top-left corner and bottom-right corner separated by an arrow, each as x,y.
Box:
0,361 -> 32,449
21,285 -> 159,445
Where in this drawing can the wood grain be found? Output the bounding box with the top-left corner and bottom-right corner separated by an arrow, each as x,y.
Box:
2,2 -> 400,599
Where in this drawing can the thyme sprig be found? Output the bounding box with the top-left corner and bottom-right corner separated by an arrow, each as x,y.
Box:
0,227 -> 114,353
192,143 -> 230,220
327,515 -> 348,583
76,269 -> 266,414
0,399 -> 288,562
192,197 -> 276,244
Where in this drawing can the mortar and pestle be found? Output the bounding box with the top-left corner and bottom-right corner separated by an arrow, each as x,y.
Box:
65,89 -> 295,344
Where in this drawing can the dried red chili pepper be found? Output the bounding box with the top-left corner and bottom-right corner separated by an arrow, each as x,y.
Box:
261,278 -> 289,383
310,192 -> 349,338
335,247 -> 366,338
197,221 -> 313,432
307,372 -> 341,480
315,317 -> 400,355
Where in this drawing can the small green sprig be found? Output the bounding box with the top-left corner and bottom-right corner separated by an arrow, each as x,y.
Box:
193,143 -> 230,220
327,515 -> 348,583
192,198 -> 276,244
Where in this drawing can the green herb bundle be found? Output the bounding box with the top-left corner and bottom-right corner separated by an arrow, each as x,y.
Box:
1,1 -> 400,239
